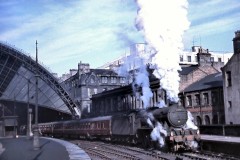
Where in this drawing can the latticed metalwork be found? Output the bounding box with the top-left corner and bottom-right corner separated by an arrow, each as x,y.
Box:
0,42 -> 80,118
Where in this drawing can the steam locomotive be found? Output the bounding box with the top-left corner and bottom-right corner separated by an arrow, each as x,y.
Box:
39,103 -> 200,152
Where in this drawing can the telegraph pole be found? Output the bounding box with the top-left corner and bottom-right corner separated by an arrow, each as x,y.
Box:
33,40 -> 40,150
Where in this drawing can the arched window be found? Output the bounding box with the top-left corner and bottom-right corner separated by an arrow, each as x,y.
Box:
205,115 -> 210,125
196,116 -> 202,126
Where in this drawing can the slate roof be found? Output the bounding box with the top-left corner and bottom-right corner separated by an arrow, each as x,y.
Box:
183,72 -> 223,92
179,65 -> 198,75
88,69 -> 118,76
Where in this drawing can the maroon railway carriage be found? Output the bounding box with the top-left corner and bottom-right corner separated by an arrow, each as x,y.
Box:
39,116 -> 112,140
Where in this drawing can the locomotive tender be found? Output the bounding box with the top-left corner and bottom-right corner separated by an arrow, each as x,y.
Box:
39,103 -> 200,151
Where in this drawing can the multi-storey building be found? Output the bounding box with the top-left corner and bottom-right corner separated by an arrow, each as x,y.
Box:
179,47 -> 225,125
179,73 -> 224,125
98,44 -> 233,70
179,47 -> 224,92
222,30 -> 240,124
62,62 -> 128,117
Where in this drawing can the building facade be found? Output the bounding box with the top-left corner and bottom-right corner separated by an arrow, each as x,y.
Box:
179,48 -> 224,92
98,44 -> 233,70
178,47 -> 226,125
179,73 -> 224,125
222,30 -> 240,124
91,78 -> 166,117
62,62 -> 128,117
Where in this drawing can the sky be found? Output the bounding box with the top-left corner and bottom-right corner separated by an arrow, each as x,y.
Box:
0,0 -> 240,76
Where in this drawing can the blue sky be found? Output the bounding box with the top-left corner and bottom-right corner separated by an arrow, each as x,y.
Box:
0,0 -> 240,75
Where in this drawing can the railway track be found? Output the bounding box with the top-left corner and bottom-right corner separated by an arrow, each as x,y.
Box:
69,139 -> 239,160
180,151 -> 240,160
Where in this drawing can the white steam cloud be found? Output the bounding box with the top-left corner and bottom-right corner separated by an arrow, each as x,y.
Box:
184,111 -> 198,130
150,122 -> 167,147
146,112 -> 167,147
135,0 -> 190,102
116,50 -> 153,108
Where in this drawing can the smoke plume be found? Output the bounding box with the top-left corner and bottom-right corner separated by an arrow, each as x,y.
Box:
116,50 -> 153,108
135,0 -> 190,102
184,111 -> 198,130
150,122 -> 167,147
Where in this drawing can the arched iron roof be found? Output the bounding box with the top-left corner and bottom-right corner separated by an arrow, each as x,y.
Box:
0,42 -> 80,118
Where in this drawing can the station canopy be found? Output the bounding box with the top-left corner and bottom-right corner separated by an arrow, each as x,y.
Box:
0,42 -> 79,117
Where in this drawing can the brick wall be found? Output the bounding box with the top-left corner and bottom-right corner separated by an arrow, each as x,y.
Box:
180,65 -> 220,92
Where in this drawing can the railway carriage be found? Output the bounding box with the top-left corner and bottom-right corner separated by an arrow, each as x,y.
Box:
39,103 -> 200,151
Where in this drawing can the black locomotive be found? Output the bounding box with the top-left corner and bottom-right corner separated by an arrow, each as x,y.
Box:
39,103 -> 200,152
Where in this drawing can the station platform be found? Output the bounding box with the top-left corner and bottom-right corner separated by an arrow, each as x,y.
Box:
0,136 -> 91,160
200,134 -> 240,157
201,134 -> 240,143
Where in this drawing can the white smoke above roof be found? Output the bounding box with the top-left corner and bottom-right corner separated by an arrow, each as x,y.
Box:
135,0 -> 190,103
116,50 -> 153,108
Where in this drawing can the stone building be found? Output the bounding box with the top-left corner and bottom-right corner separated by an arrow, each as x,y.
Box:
222,30 -> 240,124
62,62 -> 128,118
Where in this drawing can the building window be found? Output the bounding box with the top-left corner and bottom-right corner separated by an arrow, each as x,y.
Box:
111,77 -> 117,83
226,71 -> 232,87
94,88 -> 97,94
205,115 -> 210,125
186,95 -> 192,107
187,56 -> 191,62
102,76 -> 108,83
210,57 -> 214,62
203,93 -> 209,105
90,77 -> 95,83
88,88 -> 91,97
180,55 -> 183,62
228,101 -> 232,111
218,58 -> 222,62
120,77 -> 125,84
179,97 -> 184,106
196,116 -> 202,126
211,91 -> 217,106
195,94 -> 200,106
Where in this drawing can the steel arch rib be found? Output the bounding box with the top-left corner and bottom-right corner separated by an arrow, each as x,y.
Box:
0,42 -> 80,118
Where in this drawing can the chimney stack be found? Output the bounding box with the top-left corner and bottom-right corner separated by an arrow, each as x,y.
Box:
233,30 -> 240,54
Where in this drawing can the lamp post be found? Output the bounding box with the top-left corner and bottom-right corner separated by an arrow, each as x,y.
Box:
33,40 -> 40,150
26,80 -> 33,139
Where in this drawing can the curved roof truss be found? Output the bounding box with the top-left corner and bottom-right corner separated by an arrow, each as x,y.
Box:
0,42 -> 80,118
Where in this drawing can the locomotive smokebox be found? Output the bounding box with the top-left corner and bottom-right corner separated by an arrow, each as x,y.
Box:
152,103 -> 188,128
